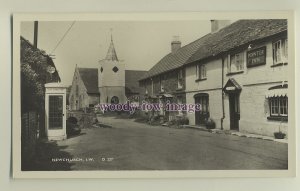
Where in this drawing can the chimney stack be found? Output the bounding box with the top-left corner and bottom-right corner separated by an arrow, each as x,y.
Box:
211,20 -> 230,33
171,36 -> 181,54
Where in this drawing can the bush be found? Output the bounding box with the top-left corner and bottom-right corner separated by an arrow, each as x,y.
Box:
206,118 -> 216,129
66,121 -> 81,136
169,116 -> 189,127
67,117 -> 78,124
176,116 -> 189,125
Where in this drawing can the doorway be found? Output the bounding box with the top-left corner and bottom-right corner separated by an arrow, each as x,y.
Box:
194,93 -> 209,125
48,95 -> 63,129
229,93 -> 240,130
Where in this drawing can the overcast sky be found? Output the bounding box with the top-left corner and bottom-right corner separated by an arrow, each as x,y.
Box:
21,20 -> 212,85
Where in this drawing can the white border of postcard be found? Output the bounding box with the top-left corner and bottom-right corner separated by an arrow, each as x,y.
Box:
12,11 -> 296,179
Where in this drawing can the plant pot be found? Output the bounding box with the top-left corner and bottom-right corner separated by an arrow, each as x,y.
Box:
274,132 -> 286,139
206,120 -> 216,129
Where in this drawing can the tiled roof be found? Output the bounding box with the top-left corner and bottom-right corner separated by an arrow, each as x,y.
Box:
78,68 -> 99,94
139,33 -> 211,80
125,70 -> 147,94
140,19 -> 287,81
187,19 -> 287,64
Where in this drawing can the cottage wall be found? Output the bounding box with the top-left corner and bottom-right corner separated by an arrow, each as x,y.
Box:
185,59 -> 223,128
222,39 -> 288,136
185,34 -> 288,137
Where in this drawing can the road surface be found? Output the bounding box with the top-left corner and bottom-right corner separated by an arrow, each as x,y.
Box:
47,115 -> 289,170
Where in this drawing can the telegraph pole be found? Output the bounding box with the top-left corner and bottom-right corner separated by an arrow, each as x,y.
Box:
34,21 -> 38,49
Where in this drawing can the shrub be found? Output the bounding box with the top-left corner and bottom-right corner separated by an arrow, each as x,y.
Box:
170,116 -> 189,126
206,118 -> 216,129
67,117 -> 78,124
177,116 -> 189,125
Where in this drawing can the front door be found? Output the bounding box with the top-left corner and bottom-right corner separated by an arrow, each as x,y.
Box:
49,95 -> 63,129
195,94 -> 209,125
46,95 -> 66,140
229,93 -> 240,130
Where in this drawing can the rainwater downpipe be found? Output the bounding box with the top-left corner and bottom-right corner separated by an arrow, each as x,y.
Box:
221,56 -> 225,130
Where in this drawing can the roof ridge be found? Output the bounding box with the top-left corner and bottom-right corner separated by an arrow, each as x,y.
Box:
140,19 -> 287,81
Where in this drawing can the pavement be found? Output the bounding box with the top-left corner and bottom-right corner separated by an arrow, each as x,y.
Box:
41,115 -> 289,171
182,125 -> 288,144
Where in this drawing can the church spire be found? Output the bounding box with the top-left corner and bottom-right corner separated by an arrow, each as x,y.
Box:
105,29 -> 119,61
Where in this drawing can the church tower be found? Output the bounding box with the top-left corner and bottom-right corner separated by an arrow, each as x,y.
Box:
98,34 -> 126,104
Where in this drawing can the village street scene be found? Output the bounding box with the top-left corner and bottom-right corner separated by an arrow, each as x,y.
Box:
20,19 -> 289,171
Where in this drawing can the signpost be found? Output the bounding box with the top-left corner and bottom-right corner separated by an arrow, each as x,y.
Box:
246,46 -> 266,68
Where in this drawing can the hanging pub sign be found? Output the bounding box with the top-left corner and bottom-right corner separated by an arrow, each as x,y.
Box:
246,46 -> 266,68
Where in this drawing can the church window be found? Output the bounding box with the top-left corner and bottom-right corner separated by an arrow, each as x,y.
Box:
112,66 -> 119,73
111,96 -> 119,104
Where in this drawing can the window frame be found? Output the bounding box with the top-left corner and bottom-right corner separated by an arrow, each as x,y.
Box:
272,40 -> 282,65
177,69 -> 184,89
196,64 -> 207,80
272,38 -> 288,65
269,96 -> 288,117
76,84 -> 79,96
228,52 -> 244,73
160,75 -> 166,92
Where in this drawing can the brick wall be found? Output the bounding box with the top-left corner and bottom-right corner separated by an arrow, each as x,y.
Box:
141,68 -> 184,97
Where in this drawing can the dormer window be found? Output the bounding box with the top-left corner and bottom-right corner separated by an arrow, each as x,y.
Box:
196,64 -> 206,80
228,52 -> 244,74
273,39 -> 288,65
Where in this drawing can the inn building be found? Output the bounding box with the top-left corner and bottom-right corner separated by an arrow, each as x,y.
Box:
139,20 -> 288,137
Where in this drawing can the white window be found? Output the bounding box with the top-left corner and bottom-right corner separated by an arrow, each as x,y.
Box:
283,39 -> 288,62
196,64 -> 206,80
273,40 -> 282,64
177,69 -> 183,89
228,52 -> 244,73
273,39 -> 288,65
269,97 -> 288,117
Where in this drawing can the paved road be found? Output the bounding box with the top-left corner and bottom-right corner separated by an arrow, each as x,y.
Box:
55,116 -> 288,170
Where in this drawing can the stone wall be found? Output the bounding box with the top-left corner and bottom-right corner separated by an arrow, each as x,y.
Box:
142,68 -> 184,97
69,68 -> 89,110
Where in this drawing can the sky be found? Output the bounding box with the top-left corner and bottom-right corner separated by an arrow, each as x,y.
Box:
21,20 -> 212,85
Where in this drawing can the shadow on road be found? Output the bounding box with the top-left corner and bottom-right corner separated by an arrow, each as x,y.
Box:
67,132 -> 86,139
22,140 -> 74,171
